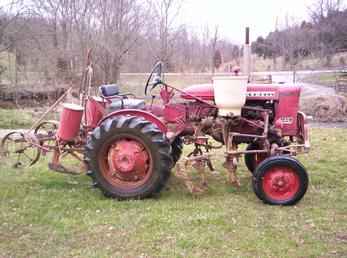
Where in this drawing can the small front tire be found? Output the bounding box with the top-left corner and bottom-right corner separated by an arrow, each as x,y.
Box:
252,156 -> 309,205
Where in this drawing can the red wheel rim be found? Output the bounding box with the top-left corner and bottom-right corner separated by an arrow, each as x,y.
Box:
262,166 -> 300,201
99,135 -> 153,189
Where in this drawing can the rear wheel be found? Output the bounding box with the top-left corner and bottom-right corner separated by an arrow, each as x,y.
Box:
171,137 -> 183,164
85,115 -> 173,199
252,156 -> 308,205
244,142 -> 268,173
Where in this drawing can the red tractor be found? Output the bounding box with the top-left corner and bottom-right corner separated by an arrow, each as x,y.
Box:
1,60 -> 310,205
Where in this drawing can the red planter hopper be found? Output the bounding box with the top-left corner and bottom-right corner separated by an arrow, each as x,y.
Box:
57,103 -> 84,141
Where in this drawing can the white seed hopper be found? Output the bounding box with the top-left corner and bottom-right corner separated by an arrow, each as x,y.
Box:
213,76 -> 248,116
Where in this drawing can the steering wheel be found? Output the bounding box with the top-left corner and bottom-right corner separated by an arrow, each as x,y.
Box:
145,61 -> 163,96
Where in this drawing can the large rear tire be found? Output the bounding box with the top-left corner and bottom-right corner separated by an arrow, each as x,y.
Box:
171,137 -> 183,164
85,115 -> 173,199
252,156 -> 308,205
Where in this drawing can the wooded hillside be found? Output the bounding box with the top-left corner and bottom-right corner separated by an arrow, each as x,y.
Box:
252,0 -> 347,70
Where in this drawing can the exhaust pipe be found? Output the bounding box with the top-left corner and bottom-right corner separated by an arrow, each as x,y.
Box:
243,27 -> 251,82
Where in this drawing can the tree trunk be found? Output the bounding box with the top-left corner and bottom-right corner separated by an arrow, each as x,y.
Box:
14,47 -> 17,87
273,57 -> 277,70
112,58 -> 121,83
102,52 -> 112,84
104,65 -> 110,84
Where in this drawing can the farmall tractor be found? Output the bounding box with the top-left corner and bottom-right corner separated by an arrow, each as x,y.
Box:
1,53 -> 310,206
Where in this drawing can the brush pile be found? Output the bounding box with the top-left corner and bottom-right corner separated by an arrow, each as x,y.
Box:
301,95 -> 347,122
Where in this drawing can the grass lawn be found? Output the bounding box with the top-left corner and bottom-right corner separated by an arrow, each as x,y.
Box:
0,128 -> 347,257
0,108 -> 60,130
0,109 -> 35,129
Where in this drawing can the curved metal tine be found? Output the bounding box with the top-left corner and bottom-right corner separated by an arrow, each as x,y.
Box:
16,145 -> 36,167
22,151 -> 34,163
4,133 -> 18,156
8,132 -> 33,167
16,152 -> 23,168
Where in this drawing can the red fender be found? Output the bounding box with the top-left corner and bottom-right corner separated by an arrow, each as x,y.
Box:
98,109 -> 167,133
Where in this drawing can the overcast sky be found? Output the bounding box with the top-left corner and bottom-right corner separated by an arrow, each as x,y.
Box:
180,0 -> 317,44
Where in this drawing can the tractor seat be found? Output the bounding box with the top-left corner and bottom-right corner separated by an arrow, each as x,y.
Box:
99,84 -> 119,97
100,83 -> 145,111
107,98 -> 146,112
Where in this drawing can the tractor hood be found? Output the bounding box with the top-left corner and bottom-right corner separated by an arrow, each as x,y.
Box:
181,83 -> 300,102
181,84 -> 215,101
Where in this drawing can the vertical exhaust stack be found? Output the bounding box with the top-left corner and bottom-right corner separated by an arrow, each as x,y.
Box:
243,27 -> 251,81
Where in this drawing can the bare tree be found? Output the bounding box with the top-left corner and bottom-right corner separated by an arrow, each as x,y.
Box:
28,0 -> 79,79
0,0 -> 30,85
92,0 -> 145,83
308,0 -> 347,65
309,0 -> 343,24
0,0 -> 243,87
148,0 -> 183,70
0,0 -> 28,53
210,25 -> 218,73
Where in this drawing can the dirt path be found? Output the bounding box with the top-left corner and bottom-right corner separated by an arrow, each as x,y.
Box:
267,71 -> 336,99
299,82 -> 336,98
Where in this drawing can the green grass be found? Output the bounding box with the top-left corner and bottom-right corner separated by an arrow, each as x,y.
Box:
1,128 -> 347,257
0,108 -> 35,129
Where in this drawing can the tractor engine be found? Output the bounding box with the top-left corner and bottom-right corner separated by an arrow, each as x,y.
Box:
181,82 -> 303,139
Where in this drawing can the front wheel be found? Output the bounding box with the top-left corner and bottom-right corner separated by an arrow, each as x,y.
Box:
85,115 -> 173,199
252,156 -> 308,205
